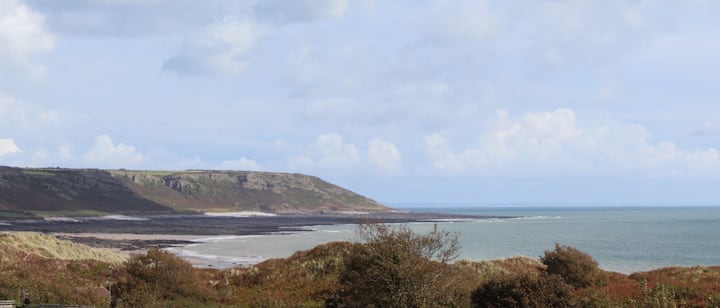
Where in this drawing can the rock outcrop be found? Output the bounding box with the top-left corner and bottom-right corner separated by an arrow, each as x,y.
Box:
111,170 -> 388,213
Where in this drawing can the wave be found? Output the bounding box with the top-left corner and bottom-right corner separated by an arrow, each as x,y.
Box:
93,215 -> 150,221
165,247 -> 266,267
194,235 -> 261,243
204,211 -> 277,217
44,217 -> 80,222
424,218 -> 484,223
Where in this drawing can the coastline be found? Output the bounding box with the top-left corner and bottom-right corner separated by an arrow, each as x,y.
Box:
0,211 -> 506,236
11,206 -> 716,274
2,211 -> 506,267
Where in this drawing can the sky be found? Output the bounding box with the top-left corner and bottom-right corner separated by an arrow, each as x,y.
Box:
1,0 -> 719,205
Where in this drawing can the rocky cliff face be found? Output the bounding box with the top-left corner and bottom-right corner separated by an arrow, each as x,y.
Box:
0,166 -> 388,216
0,166 -> 173,215
111,170 -> 388,213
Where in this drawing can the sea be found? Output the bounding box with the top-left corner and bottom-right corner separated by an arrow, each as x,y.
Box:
166,206 -> 720,274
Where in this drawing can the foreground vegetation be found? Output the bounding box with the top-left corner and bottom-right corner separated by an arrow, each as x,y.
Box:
2,228 -> 720,307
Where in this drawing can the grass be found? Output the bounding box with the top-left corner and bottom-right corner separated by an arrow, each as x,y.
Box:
0,232 -> 127,263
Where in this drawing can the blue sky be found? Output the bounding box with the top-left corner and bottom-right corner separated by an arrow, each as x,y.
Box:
1,0 -> 719,205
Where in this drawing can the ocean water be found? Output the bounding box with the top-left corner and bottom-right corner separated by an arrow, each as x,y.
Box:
168,206 -> 720,273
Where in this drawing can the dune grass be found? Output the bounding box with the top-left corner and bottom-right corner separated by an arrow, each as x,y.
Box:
0,232 -> 127,263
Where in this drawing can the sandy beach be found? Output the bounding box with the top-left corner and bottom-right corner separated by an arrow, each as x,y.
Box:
49,232 -> 221,266
2,212 -> 508,267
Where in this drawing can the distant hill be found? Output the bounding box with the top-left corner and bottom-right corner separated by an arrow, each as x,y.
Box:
0,166 -> 389,217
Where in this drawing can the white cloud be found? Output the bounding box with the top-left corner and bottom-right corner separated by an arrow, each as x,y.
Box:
0,0 -> 54,77
425,109 -> 720,177
220,157 -> 262,171
164,18 -> 256,75
288,134 -> 407,176
0,94 -> 61,131
290,133 -> 360,171
0,138 -> 20,158
312,133 -> 360,165
83,135 -> 144,168
368,137 -> 401,173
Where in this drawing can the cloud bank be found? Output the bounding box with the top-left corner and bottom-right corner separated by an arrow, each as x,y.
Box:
425,109 -> 720,177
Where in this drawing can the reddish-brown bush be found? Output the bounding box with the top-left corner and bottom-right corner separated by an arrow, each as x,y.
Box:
471,272 -> 574,308
541,244 -> 607,289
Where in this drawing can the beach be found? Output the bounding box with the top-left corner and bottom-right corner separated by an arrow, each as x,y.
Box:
1,211 -> 503,267
6,207 -> 718,273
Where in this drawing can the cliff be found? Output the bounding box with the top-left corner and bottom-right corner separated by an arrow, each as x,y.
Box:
110,169 -> 388,213
0,166 -> 389,217
0,166 -> 174,216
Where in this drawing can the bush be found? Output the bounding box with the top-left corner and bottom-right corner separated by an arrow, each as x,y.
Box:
228,241 -> 359,306
115,249 -> 217,307
329,223 -> 462,307
471,273 -> 574,308
541,244 -> 606,289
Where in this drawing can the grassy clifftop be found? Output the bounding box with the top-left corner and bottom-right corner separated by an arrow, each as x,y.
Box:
0,166 -> 388,217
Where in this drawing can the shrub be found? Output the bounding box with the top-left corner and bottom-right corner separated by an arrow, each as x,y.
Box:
329,223 -> 462,307
227,241 -> 359,306
541,244 -> 606,289
115,249 -> 217,307
471,272 -> 574,308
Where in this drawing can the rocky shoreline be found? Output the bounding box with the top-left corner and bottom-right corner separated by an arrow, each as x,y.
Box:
55,235 -> 197,251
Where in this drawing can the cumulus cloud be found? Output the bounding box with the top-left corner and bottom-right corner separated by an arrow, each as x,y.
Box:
425,109 -> 720,177
312,133 -> 359,164
290,133 -> 361,171
288,134 -> 406,176
0,0 -> 54,77
0,138 -> 20,158
164,18 -> 256,75
219,157 -> 262,171
18,140 -> 210,170
368,137 -> 402,173
82,135 -> 144,168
